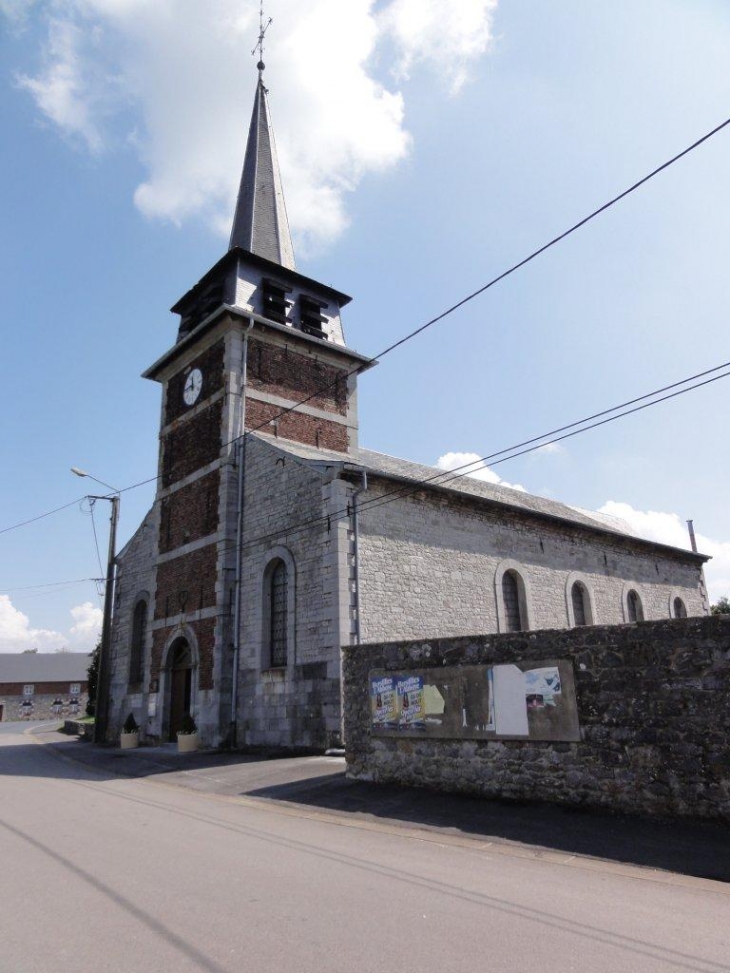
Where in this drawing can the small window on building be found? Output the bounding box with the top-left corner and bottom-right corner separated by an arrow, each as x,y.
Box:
269,559 -> 288,668
69,683 -> 80,695
23,684 -> 34,697
129,600 -> 148,686
673,597 -> 687,619
571,582 -> 588,627
627,589 -> 644,623
502,570 -> 524,633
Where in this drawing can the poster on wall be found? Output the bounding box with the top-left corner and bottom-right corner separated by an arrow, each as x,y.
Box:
368,659 -> 579,742
396,675 -> 425,729
370,676 -> 398,728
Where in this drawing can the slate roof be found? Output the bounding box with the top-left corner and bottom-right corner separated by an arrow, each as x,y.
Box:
253,434 -> 708,562
0,653 -> 90,684
229,77 -> 296,269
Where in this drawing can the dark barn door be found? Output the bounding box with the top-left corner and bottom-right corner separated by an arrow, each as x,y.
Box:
168,639 -> 192,740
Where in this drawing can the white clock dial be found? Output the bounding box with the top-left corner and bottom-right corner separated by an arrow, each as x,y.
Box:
183,368 -> 203,406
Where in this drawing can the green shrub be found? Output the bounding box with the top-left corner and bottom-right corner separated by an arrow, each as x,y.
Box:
179,714 -> 197,735
122,712 -> 139,734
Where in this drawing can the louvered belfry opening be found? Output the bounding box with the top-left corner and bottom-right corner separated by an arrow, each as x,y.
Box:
299,294 -> 328,339
270,559 -> 288,668
262,277 -> 291,324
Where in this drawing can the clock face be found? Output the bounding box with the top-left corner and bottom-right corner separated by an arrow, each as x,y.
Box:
183,368 -> 203,406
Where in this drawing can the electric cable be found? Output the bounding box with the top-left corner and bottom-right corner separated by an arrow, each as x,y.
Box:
211,362 -> 730,557
3,115 -> 730,531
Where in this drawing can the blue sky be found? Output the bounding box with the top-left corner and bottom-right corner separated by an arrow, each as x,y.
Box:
1,0 -> 729,650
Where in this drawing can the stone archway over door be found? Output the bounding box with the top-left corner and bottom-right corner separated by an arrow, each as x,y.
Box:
168,638 -> 192,739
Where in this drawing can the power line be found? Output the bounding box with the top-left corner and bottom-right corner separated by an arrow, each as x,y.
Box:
211,361 -> 730,557
242,113 -> 730,438
0,497 -> 87,537
0,578 -> 102,594
4,115 -> 730,530
70,113 -> 730,504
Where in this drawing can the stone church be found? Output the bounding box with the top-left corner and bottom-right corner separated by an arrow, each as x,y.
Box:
107,70 -> 709,749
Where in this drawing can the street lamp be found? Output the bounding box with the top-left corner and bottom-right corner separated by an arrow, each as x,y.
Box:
72,467 -> 120,744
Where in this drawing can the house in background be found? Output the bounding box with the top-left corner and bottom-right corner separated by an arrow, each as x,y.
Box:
0,654 -> 90,721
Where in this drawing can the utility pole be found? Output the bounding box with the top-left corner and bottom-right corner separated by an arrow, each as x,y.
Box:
92,494 -> 119,743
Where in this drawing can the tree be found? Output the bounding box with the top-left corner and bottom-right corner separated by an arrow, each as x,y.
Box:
22,648 -> 38,654
86,640 -> 100,716
711,596 -> 730,615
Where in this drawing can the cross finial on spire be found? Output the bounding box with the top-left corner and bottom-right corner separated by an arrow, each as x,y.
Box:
252,0 -> 272,79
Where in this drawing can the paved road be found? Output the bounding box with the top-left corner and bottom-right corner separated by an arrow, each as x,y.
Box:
0,726 -> 727,973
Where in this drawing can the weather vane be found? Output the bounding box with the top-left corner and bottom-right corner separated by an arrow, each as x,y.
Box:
252,0 -> 272,78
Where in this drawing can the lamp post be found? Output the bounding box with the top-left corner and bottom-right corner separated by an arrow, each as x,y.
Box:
72,468 -> 119,744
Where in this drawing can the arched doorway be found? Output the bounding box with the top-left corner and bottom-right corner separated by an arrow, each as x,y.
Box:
167,638 -> 193,740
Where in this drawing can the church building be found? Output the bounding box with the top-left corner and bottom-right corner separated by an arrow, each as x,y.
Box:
107,67 -> 710,750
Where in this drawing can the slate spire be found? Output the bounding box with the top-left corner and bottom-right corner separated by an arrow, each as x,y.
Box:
229,72 -> 296,270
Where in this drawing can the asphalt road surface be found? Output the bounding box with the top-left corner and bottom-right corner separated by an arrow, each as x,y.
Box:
0,725 -> 727,973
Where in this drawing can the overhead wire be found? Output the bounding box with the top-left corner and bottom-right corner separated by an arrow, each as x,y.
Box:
208,361 -> 730,558
3,114 -> 730,534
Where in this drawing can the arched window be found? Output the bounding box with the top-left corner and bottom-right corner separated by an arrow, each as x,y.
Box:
673,596 -> 687,619
571,582 -> 588,627
502,570 -> 524,632
129,599 -> 148,686
268,559 -> 288,668
626,589 -> 644,623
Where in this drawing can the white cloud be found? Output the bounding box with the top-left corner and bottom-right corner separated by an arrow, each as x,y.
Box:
379,0 -> 497,93
534,442 -> 565,456
5,0 -> 496,251
436,451 -> 526,492
68,601 -> 103,646
599,501 -> 730,604
0,596 -> 102,653
16,16 -> 107,153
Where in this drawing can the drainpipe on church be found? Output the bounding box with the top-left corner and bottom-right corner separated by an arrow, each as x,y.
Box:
230,320 -> 254,747
352,471 -> 368,645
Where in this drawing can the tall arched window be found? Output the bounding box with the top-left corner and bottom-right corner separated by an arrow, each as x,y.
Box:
627,589 -> 644,623
129,599 -> 148,686
673,596 -> 687,619
269,559 -> 288,668
571,582 -> 588,626
502,570 -> 524,632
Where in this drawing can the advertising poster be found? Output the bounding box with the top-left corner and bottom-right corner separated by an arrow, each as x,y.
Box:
396,675 -> 425,728
370,675 -> 398,728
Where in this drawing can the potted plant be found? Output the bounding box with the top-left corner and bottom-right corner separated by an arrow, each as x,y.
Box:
177,713 -> 199,753
120,712 -> 140,750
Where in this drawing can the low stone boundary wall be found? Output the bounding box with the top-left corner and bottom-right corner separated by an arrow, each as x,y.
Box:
343,616 -> 730,822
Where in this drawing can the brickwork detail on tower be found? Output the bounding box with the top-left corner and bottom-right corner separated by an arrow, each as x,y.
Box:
245,398 -> 348,452
163,340 -> 225,426
162,399 -> 223,486
154,545 -> 217,620
159,469 -> 220,554
247,338 -> 348,415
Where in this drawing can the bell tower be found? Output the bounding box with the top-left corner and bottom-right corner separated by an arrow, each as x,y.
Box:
140,38 -> 373,746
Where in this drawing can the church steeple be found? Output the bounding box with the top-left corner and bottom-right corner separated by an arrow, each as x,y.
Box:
228,21 -> 295,270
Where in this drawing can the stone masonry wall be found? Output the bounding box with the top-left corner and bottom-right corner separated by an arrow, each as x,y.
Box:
237,435 -> 344,749
358,479 -> 707,642
0,686 -> 89,721
108,508 -> 157,739
344,615 -> 730,821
